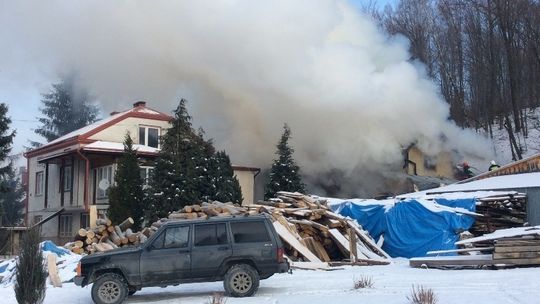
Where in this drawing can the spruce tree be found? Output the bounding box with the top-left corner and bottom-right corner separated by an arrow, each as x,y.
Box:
264,124 -> 305,199
0,166 -> 25,226
210,151 -> 243,204
0,103 -> 15,177
14,228 -> 47,304
34,75 -> 98,143
107,133 -> 145,229
145,99 -> 214,221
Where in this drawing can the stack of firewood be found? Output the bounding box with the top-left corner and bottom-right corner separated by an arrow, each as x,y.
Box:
66,192 -> 391,265
252,192 -> 391,265
471,193 -> 527,236
65,217 -> 149,254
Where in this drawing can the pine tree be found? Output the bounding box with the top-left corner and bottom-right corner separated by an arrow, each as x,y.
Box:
264,124 -> 305,199
107,133 -> 145,230
0,103 -> 15,178
14,228 -> 47,304
34,75 -> 98,143
0,166 -> 25,226
145,99 -> 214,222
210,151 -> 243,204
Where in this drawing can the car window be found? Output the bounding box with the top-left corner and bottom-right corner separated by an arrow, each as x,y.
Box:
151,226 -> 190,249
151,231 -> 165,249
194,223 -> 228,246
230,221 -> 271,243
164,226 -> 190,248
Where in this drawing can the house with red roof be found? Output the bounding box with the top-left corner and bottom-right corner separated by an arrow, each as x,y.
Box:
24,101 -> 259,244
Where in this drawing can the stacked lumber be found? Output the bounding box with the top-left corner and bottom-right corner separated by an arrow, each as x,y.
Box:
411,225 -> 540,268
166,192 -> 390,264
492,235 -> 540,265
169,193 -> 389,264
256,192 -> 390,265
65,217 -> 149,254
471,194 -> 527,236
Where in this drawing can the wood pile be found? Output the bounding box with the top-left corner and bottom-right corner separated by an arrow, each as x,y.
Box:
66,192 -> 391,266
493,235 -> 540,265
254,192 -> 390,265
169,192 -> 390,264
65,217 -> 149,254
413,225 -> 540,268
471,193 -> 527,236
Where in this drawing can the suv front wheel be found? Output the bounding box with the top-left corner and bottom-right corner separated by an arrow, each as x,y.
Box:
223,264 -> 260,297
91,273 -> 128,304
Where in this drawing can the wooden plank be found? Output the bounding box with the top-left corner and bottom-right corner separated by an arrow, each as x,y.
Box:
495,245 -> 540,253
495,240 -> 540,247
494,252 -> 540,259
328,229 -> 350,257
347,220 -> 391,259
47,254 -> 62,287
409,254 -> 494,268
348,228 -> 358,263
273,221 -> 321,262
456,227 -> 540,245
427,247 -> 494,255
410,254 -> 540,268
303,237 -> 331,262
290,261 -> 331,270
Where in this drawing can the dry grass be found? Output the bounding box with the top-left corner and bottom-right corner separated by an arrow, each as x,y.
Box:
407,284 -> 438,304
353,275 -> 374,289
207,293 -> 227,304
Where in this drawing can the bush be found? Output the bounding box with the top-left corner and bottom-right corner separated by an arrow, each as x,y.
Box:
14,228 -> 47,304
207,293 -> 227,304
407,284 -> 438,304
353,275 -> 374,289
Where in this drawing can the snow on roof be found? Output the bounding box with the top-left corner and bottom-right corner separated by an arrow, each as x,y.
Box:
46,111 -> 125,146
41,105 -> 170,147
412,172 -> 540,194
83,141 -> 160,154
398,190 -> 520,200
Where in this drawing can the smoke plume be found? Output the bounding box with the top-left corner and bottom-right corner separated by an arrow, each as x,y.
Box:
0,0 -> 492,196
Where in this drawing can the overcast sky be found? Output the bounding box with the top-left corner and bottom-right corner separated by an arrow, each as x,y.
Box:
0,0 -> 396,163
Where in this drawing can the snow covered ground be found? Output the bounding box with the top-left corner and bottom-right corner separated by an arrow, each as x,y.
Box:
1,259 -> 539,304
490,108 -> 540,165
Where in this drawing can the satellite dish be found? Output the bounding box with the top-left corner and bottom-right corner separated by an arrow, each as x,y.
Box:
98,179 -> 110,191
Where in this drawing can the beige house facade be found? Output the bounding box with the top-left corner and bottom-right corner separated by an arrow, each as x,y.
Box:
24,101 -> 259,244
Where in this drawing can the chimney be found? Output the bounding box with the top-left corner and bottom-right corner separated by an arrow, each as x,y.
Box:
110,111 -> 120,116
133,101 -> 146,108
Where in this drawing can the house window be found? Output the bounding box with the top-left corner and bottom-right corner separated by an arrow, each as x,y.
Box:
139,166 -> 154,185
33,215 -> 43,225
80,213 -> 90,229
424,155 -> 437,171
96,166 -> 113,199
59,214 -> 72,237
62,165 -> 73,192
35,171 -> 44,196
139,126 -> 160,148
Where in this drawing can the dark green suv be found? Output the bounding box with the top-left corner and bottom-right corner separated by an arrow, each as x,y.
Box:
74,214 -> 289,304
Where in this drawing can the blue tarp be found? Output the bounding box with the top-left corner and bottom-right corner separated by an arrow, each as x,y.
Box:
41,240 -> 70,256
333,198 -> 476,258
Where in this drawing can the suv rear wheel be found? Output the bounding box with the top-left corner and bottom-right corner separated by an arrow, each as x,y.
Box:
223,264 -> 260,297
91,273 -> 128,304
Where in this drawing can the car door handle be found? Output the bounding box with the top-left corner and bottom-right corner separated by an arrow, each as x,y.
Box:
217,246 -> 230,251
178,249 -> 190,253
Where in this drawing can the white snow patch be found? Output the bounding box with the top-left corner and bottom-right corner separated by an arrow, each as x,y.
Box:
1,259 -> 539,303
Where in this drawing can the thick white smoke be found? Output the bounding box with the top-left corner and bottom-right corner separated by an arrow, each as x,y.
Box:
0,0 -> 491,195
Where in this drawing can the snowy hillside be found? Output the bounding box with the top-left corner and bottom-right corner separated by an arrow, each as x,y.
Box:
489,108 -> 540,165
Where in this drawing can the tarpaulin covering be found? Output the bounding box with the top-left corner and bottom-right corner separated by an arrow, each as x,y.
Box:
333,198 -> 476,258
